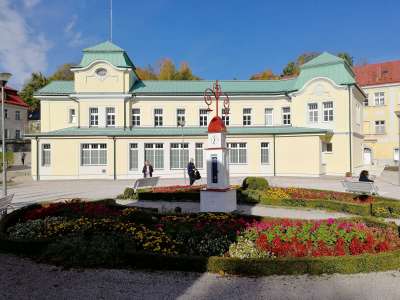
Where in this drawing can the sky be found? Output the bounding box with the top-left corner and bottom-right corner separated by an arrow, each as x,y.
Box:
1,0 -> 400,88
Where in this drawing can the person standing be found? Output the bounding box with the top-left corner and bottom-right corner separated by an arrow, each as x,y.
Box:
142,160 -> 153,178
21,152 -> 26,166
187,158 -> 196,186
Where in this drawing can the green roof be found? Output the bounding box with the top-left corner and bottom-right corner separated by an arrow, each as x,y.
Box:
75,41 -> 135,69
35,81 -> 74,95
27,126 -> 331,137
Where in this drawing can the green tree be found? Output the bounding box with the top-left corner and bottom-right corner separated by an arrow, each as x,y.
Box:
49,63 -> 75,81
19,72 -> 49,111
282,61 -> 299,77
337,52 -> 353,66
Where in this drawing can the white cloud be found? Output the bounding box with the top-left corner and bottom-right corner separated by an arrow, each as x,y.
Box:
23,0 -> 41,9
0,0 -> 51,87
64,14 -> 87,48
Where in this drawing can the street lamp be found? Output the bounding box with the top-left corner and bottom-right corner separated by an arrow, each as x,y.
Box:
0,72 -> 12,196
178,119 -> 186,185
395,111 -> 400,186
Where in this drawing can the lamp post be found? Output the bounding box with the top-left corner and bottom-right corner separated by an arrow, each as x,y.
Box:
178,119 -> 186,185
395,111 -> 400,186
0,72 -> 12,196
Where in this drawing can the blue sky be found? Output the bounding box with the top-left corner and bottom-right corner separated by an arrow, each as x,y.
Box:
1,0 -> 400,87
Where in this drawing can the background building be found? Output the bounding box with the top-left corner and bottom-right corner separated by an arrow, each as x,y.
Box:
29,42 -> 365,180
354,61 -> 400,166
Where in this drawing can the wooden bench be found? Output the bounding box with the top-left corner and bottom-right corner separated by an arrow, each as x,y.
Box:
0,194 -> 14,217
341,181 -> 379,196
133,177 -> 159,192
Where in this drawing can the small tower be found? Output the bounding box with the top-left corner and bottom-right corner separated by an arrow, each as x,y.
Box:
200,81 -> 237,212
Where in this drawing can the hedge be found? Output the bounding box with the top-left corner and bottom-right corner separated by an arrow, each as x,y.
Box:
138,191 -> 200,202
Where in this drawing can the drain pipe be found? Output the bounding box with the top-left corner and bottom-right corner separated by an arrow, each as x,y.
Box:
273,134 -> 276,176
36,136 -> 39,181
113,137 -> 116,180
348,85 -> 353,174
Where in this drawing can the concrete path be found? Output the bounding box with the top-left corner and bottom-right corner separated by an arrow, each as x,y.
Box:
1,253 -> 399,300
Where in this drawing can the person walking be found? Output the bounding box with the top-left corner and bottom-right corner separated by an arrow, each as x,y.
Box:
21,152 -> 26,166
187,159 -> 196,186
142,160 -> 153,178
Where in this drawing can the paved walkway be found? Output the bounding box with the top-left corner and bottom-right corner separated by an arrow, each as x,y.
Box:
1,253 -> 400,300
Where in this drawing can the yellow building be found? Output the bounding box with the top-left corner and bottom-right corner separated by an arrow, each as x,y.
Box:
29,41 -> 365,180
354,61 -> 400,166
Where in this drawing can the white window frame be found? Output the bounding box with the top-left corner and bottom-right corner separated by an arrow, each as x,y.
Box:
395,148 -> 399,162
322,142 -> 333,153
308,103 -> 318,123
374,92 -> 385,106
41,144 -> 51,167
129,143 -> 139,171
222,108 -> 230,126
228,143 -> 247,164
15,129 -> 21,139
265,108 -> 273,126
144,143 -> 164,169
195,143 -> 204,169
364,93 -> 369,106
242,108 -> 252,126
375,120 -> 385,134
15,111 -> 20,121
106,107 -> 116,127
261,142 -> 269,164
69,108 -> 76,124
323,101 -> 334,122
199,109 -> 208,127
170,143 -> 189,169
282,107 -> 291,125
89,107 -> 99,127
176,108 -> 186,126
132,108 -> 140,127
154,108 -> 163,127
80,143 -> 107,166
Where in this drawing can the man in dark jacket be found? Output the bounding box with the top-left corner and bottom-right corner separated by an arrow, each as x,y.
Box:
359,170 -> 374,182
187,159 -> 196,186
142,160 -> 153,178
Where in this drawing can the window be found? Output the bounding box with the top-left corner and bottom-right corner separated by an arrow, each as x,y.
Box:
69,109 -> 76,123
89,108 -> 98,127
4,109 -> 7,119
356,103 -> 361,125
42,144 -> 51,166
374,92 -> 385,106
265,108 -> 273,126
144,143 -> 164,169
228,143 -> 247,164
308,103 -> 318,123
364,94 -> 369,106
154,108 -> 163,127
177,109 -> 185,126
4,129 -> 8,139
199,109 -> 208,127
129,143 -> 138,170
15,130 -> 21,139
170,143 -> 189,169
15,111 -> 20,121
323,101 -> 334,122
132,108 -> 140,127
282,107 -> 291,125
375,120 -> 385,134
395,148 -> 399,162
322,142 -> 333,153
261,142 -> 269,164
195,143 -> 203,168
106,107 -> 115,127
222,108 -> 230,126
81,144 -> 107,166
243,108 -> 252,126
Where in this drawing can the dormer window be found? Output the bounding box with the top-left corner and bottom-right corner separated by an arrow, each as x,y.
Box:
95,68 -> 107,79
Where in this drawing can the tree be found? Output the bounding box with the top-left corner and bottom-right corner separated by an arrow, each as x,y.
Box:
282,61 -> 299,77
135,65 -> 158,80
19,72 -> 49,111
174,62 -> 200,80
250,69 -> 278,80
49,63 -> 75,81
158,59 -> 176,80
337,52 -> 353,66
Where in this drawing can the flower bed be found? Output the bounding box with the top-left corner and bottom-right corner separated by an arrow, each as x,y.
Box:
1,200 -> 400,275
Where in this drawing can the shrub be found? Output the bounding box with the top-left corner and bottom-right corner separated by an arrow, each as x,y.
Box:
229,235 -> 272,259
0,152 -> 14,171
242,177 -> 269,191
117,187 -> 137,200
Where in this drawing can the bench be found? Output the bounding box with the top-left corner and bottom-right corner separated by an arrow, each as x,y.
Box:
0,194 -> 14,217
133,177 -> 159,192
341,181 -> 379,196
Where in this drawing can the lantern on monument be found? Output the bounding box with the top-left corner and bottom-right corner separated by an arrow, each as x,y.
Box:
200,81 -> 237,212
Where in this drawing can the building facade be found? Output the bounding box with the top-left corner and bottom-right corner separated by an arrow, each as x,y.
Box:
29,41 -> 365,180
354,61 -> 400,166
1,87 -> 29,152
